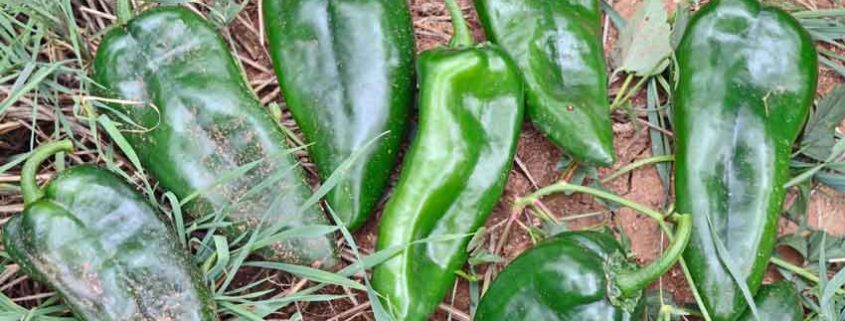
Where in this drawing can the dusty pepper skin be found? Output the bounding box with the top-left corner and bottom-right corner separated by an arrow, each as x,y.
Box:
262,0 -> 415,230
674,0 -> 817,320
738,282 -> 804,321
474,0 -> 615,166
475,214 -> 692,321
3,140 -> 217,321
93,7 -> 338,268
371,2 -> 523,320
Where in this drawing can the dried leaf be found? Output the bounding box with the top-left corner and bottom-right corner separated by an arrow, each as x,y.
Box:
802,84 -> 845,161
613,0 -> 672,76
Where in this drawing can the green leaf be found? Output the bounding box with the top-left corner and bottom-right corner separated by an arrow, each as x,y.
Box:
787,138 -> 845,189
801,84 -> 845,161
808,230 -> 845,263
600,0 -> 626,30
777,233 -> 808,259
646,79 -> 672,198
763,0 -> 806,12
670,3 -> 691,49
820,267 -> 845,319
613,0 -> 672,76
814,170 -> 845,195
97,114 -> 156,201
0,61 -> 61,114
246,261 -> 366,291
541,219 -> 569,237
784,182 -> 811,225
0,151 -> 31,175
467,251 -> 504,266
249,225 -> 340,251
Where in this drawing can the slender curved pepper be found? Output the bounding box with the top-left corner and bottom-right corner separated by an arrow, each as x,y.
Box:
262,0 -> 415,231
738,282 -> 803,321
474,0 -> 614,166
674,0 -> 817,319
475,214 -> 692,321
371,2 -> 523,320
3,140 -> 217,321
93,7 -> 338,269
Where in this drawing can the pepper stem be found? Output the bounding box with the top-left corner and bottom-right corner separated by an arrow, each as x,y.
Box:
444,0 -> 473,47
21,140 -> 73,205
116,0 -> 133,25
615,213 -> 693,298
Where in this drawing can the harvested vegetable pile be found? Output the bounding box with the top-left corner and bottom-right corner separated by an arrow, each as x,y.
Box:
2,0 -> 845,320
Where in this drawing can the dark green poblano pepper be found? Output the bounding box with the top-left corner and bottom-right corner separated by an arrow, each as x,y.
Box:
93,7 -> 338,269
674,0 -> 817,319
371,1 -> 524,320
738,282 -> 803,321
475,214 -> 692,321
475,0 -> 615,166
3,140 -> 217,321
263,0 -> 415,230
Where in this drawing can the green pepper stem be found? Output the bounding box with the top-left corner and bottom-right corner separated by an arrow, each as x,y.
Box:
116,0 -> 133,25
444,0 -> 473,47
516,182 -> 710,319
517,182 -> 666,223
21,140 -> 73,205
615,213 -> 692,298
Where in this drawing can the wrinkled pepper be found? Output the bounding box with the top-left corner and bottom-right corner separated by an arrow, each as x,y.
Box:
674,0 -> 817,319
738,282 -> 803,321
93,7 -> 338,268
475,0 -> 615,166
475,214 -> 692,321
371,2 -> 523,320
262,0 -> 415,230
4,140 -> 217,321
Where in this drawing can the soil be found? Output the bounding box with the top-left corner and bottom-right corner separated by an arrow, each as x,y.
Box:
2,0 -> 844,320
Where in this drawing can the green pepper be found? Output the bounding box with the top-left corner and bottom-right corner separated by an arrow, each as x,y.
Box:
475,214 -> 692,321
93,7 -> 338,268
262,0 -> 415,231
674,0 -> 817,319
474,0 -> 614,166
370,2 -> 523,320
3,140 -> 217,321
738,282 -> 803,321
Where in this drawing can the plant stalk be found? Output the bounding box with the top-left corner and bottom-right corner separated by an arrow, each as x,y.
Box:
21,140 -> 73,205
444,0 -> 473,47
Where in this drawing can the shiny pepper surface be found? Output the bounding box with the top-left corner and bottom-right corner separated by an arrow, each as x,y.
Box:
3,141 -> 217,321
738,282 -> 804,321
93,7 -> 338,269
674,0 -> 817,319
475,214 -> 692,321
263,0 -> 415,230
371,2 -> 524,320
475,0 -> 615,166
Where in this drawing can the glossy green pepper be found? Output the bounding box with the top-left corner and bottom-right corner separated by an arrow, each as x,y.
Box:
262,0 -> 415,230
475,214 -> 692,321
475,0 -> 614,166
93,7 -> 338,269
371,2 -> 523,320
674,0 -> 817,319
738,282 -> 803,321
3,140 -> 217,321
